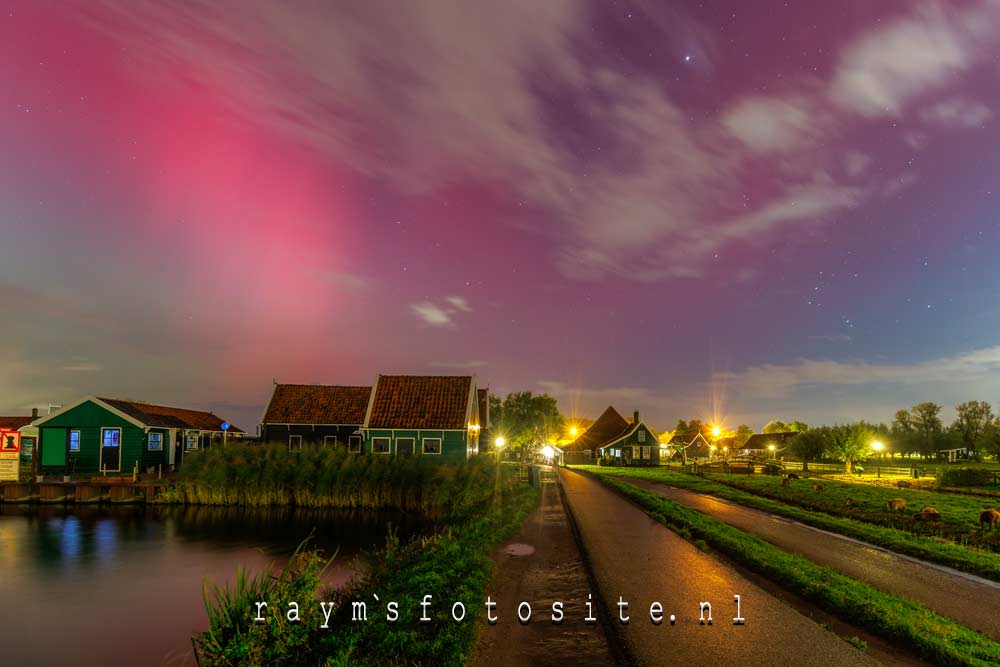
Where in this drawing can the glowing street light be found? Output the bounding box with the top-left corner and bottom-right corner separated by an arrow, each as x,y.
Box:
569,426 -> 578,437
495,436 -> 505,448
711,426 -> 721,438
872,440 -> 884,452
768,443 -> 776,459
541,445 -> 555,460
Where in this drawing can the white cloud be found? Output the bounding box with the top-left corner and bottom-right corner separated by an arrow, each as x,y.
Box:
721,95 -> 819,153
829,2 -> 1000,118
62,361 -> 102,372
843,150 -> 872,178
718,345 -> 1000,400
429,360 -> 488,369
410,301 -> 454,327
919,97 -> 992,128
445,296 -> 472,312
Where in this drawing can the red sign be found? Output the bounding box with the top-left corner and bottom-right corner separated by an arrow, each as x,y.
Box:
0,430 -> 21,453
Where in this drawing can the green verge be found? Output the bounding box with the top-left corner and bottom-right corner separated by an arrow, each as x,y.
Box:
573,465 -> 1000,582
596,475 -> 1000,667
194,474 -> 538,667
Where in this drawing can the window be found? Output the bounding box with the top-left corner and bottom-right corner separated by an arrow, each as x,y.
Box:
69,430 -> 81,452
148,432 -> 163,451
396,437 -> 415,456
289,435 -> 303,452
102,428 -> 121,447
638,429 -> 646,443
641,446 -> 651,459
185,433 -> 199,451
324,435 -> 339,447
422,437 -> 442,455
348,435 -> 362,453
372,437 -> 391,454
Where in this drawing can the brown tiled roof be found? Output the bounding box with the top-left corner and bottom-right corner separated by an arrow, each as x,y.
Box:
262,384 -> 371,425
477,388 -> 489,429
0,416 -> 33,430
98,398 -> 244,433
565,406 -> 629,451
367,375 -> 473,430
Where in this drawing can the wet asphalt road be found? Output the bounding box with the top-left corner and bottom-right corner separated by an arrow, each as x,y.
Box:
559,468 -> 880,667
619,476 -> 1000,642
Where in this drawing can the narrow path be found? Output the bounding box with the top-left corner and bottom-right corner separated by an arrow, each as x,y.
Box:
559,468 -> 879,666
617,476 -> 1000,642
470,473 -> 614,666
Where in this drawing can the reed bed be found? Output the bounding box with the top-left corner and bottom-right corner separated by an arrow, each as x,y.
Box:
174,444 -> 517,520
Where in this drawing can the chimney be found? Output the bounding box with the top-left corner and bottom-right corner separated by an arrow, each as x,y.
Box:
31,407 -> 39,419
633,410 -> 640,424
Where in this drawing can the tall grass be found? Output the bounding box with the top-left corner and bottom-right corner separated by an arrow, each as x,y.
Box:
174,445 -> 515,520
193,478 -> 538,666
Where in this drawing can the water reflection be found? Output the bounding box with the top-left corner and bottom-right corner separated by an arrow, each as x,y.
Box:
0,504 -> 427,666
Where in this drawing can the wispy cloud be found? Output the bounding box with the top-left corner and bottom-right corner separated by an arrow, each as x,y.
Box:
62,361 -> 102,372
445,296 -> 472,312
920,97 -> 992,128
429,360 -> 488,369
410,301 -> 454,327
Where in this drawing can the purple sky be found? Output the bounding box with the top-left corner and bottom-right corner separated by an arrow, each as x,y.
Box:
3,1 -> 1000,433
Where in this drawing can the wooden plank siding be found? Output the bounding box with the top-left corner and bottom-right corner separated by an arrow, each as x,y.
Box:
37,401 -> 150,475
363,429 -> 469,464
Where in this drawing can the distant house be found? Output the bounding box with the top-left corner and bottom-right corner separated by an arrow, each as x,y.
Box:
362,375 -> 483,462
32,397 -> 243,476
565,406 -> 628,460
741,432 -> 798,457
0,410 -> 39,473
260,384 -> 371,452
573,407 -> 658,466
666,432 -> 713,462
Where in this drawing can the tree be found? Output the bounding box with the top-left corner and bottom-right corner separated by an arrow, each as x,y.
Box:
983,418 -> 1000,460
823,423 -> 874,474
909,402 -> 943,458
788,429 -> 825,471
789,421 -> 809,432
489,392 -> 564,457
762,420 -> 788,434
952,401 -> 994,453
732,424 -> 754,448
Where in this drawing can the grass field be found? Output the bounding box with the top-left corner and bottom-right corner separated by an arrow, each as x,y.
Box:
595,475 -> 1000,667
572,465 -> 1000,581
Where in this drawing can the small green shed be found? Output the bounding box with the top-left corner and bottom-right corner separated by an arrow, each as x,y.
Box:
32,396 -> 243,477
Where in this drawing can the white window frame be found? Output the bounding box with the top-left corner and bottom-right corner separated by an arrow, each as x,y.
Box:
348,435 -> 362,453
323,435 -> 339,447
185,432 -> 200,451
396,437 -> 415,455
148,432 -> 163,452
289,435 -> 303,452
372,437 -> 391,455
422,437 -> 442,455
638,429 -> 646,443
69,429 -> 81,452
101,427 -> 121,448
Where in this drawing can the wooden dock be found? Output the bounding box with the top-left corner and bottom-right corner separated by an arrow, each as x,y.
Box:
1,479 -> 171,505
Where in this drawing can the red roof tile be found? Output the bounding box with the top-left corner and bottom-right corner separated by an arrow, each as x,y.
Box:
98,398 -> 243,432
367,375 -> 473,430
0,416 -> 33,431
262,384 -> 371,425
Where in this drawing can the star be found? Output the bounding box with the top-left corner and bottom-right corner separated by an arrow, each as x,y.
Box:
683,54 -> 693,63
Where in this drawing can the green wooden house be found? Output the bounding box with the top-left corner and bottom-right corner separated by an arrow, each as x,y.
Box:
32,396 -> 243,477
589,408 -> 659,466
361,375 -> 483,463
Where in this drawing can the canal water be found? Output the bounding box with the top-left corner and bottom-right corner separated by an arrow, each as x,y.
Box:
0,504 -> 428,666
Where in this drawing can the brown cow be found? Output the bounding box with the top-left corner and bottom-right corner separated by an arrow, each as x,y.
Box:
980,509 -> 1000,530
914,507 -> 940,522
813,483 -> 824,491
896,480 -> 912,489
886,498 -> 907,513
787,473 -> 800,481
781,477 -> 790,486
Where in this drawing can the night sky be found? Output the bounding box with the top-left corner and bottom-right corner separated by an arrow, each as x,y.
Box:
3,1 -> 1000,433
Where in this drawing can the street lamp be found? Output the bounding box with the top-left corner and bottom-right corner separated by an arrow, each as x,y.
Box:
711,426 -> 721,438
709,444 -> 717,461
569,427 -> 578,437
495,436 -> 505,448
768,443 -> 776,459
872,440 -> 884,462
541,445 -> 555,460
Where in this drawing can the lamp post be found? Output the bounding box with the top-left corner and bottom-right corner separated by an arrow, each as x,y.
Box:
768,443 -> 776,460
711,426 -> 721,438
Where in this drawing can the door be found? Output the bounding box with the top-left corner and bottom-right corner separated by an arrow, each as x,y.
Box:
100,428 -> 122,472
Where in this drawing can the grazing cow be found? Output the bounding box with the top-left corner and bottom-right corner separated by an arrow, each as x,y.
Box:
886,498 -> 907,513
781,477 -> 790,487
914,507 -> 940,522
813,483 -> 824,491
980,509 -> 1000,530
896,480 -> 912,490
787,473 -> 800,481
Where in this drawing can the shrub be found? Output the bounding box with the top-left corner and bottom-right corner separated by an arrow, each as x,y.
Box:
939,467 -> 996,487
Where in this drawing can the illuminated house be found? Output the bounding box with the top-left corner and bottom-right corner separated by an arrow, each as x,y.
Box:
260,384 -> 371,452
361,375 -> 483,462
570,406 -> 658,466
666,431 -> 713,462
32,397 -> 243,476
741,432 -> 798,458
